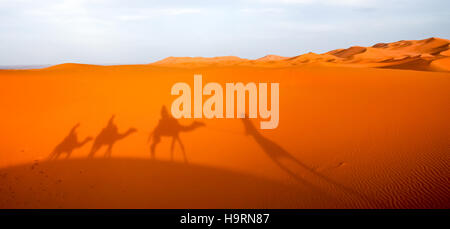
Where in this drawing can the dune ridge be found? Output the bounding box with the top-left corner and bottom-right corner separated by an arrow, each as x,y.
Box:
150,37 -> 449,71
151,56 -> 248,67
147,37 -> 450,71
32,37 -> 449,72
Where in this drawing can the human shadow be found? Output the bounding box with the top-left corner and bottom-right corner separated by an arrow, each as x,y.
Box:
241,117 -> 374,204
88,115 -> 137,158
148,106 -> 205,163
48,123 -> 93,160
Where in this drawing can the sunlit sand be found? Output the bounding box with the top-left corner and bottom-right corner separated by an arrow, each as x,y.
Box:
0,37 -> 448,208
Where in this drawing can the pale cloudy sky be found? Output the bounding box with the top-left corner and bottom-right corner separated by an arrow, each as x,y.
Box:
0,0 -> 449,65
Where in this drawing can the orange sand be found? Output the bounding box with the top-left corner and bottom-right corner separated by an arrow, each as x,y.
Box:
0,38 -> 449,209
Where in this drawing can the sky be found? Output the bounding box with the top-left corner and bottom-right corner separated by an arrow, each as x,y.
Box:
0,0 -> 449,65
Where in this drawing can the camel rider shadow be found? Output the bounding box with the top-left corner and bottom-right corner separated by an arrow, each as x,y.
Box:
88,115 -> 137,158
148,106 -> 205,163
48,123 -> 92,160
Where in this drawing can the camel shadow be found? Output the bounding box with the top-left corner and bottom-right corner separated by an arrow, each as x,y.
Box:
241,117 -> 373,204
48,123 -> 92,160
148,106 -> 205,163
88,115 -> 137,158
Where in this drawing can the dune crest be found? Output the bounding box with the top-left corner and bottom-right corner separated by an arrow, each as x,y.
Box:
255,55 -> 288,62
151,56 -> 247,67
18,37 -> 449,72
147,37 -> 450,71
43,63 -> 101,70
318,37 -> 449,71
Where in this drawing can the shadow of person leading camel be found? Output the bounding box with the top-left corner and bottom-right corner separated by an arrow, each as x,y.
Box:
148,106 -> 205,163
88,115 -> 137,158
48,123 -> 93,160
241,116 -> 377,205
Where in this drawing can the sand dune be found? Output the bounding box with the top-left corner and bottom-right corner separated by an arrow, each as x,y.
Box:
0,37 -> 449,208
31,37 -> 449,71
44,63 -> 102,70
288,52 -> 337,64
148,37 -> 450,71
327,46 -> 367,59
255,55 -> 289,62
325,37 -> 450,71
152,56 -> 247,68
430,57 -> 450,71
0,61 -> 449,208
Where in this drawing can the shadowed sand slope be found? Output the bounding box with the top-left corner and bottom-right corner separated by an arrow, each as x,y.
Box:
0,158 -> 339,209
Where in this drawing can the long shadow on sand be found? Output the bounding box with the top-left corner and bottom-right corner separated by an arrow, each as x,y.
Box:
241,117 -> 378,206
48,123 -> 92,160
148,106 -> 205,162
88,115 -> 137,158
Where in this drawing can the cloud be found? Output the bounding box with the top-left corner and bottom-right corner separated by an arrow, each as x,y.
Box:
20,0 -> 113,44
118,8 -> 203,21
25,0 -> 88,18
248,0 -> 377,7
274,21 -> 338,32
239,8 -> 284,13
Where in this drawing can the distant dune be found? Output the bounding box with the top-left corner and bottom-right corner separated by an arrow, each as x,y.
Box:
43,63 -> 103,70
287,52 -> 337,64
255,55 -> 289,62
147,37 -> 450,71
18,37 -> 449,72
430,56 -> 450,71
151,56 -> 248,68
